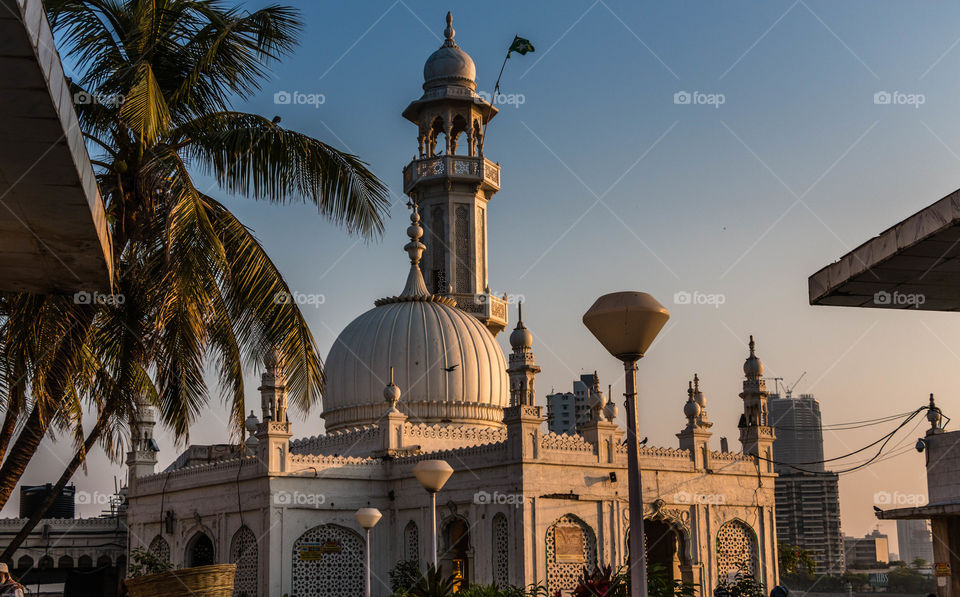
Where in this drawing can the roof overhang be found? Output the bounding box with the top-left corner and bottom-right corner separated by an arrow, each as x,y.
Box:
0,0 -> 113,293
809,187 -> 960,311
875,501 -> 960,520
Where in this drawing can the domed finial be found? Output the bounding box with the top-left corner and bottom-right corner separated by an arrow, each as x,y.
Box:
744,335 -> 764,377
384,366 -> 401,409
510,302 -> 533,351
444,12 -> 455,42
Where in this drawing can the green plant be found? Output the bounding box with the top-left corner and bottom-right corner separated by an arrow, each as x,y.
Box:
715,567 -> 764,597
126,547 -> 173,578
565,563 -> 697,597
408,564 -> 457,597
777,542 -> 815,576
391,559 -> 423,593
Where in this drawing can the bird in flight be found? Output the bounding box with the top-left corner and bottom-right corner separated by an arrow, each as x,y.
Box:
443,364 -> 459,372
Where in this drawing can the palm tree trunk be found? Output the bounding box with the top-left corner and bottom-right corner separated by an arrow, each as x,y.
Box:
0,413 -> 108,562
0,402 -> 21,466
0,404 -> 49,510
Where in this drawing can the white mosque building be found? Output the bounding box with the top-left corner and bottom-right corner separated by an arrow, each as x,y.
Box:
123,14 -> 779,597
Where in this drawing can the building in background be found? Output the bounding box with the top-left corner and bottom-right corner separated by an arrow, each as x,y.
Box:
770,392 -> 844,574
844,530 -> 891,569
0,485 -> 126,596
546,373 -> 598,434
897,519 -> 934,565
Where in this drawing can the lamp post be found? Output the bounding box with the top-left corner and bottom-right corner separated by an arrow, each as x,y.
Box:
412,459 -> 454,569
355,507 -> 382,597
583,292 -> 669,597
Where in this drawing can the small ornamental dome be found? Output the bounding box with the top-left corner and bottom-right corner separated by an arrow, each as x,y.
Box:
743,335 -> 764,376
684,395 -> 702,420
423,12 -> 476,90
509,303 -> 533,350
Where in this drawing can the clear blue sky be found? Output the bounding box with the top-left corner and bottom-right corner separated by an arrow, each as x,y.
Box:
18,0 -> 960,549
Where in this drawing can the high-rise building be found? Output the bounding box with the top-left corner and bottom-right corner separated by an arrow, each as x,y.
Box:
897,519 -> 934,565
774,472 -> 844,573
770,392 -> 824,473
771,391 -> 844,574
546,373 -> 598,434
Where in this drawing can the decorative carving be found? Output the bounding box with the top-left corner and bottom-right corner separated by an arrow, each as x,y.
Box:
230,526 -> 258,597
455,205 -> 470,293
492,514 -> 509,587
291,524 -> 364,596
716,520 -> 758,579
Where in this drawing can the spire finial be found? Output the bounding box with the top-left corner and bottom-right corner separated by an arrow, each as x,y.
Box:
693,373 -> 700,391
749,335 -> 756,356
400,200 -> 429,297
518,302 -> 524,325
443,12 -> 455,44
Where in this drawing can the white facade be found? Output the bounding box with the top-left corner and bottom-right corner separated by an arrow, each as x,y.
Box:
124,13 -> 779,597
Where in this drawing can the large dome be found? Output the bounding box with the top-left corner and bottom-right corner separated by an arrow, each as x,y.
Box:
422,12 -> 476,90
321,206 -> 508,432
323,297 -> 508,431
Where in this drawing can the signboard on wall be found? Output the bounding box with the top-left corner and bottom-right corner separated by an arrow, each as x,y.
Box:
298,540 -> 342,561
555,525 -> 585,563
936,563 -> 952,577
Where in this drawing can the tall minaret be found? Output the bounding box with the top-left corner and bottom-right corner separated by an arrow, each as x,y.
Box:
401,12 -> 507,334
738,336 -> 775,472
506,303 -> 541,406
126,397 -> 157,492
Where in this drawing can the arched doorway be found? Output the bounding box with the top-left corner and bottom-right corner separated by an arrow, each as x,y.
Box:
186,532 -> 215,567
644,520 -> 690,583
546,514 -> 598,595
440,517 -> 471,591
291,523 -> 364,597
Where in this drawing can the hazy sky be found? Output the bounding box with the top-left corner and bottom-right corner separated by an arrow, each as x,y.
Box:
15,0 -> 960,554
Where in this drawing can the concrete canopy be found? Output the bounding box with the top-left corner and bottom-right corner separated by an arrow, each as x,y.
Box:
0,0 -> 112,293
809,187 -> 960,312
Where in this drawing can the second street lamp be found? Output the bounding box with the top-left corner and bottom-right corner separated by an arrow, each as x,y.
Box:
355,507 -> 382,597
412,459 -> 454,570
583,291 -> 670,597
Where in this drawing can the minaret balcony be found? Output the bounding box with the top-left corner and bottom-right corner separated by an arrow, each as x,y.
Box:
447,292 -> 508,335
403,155 -> 500,194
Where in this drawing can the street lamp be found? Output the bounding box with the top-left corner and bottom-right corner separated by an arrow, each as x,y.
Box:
412,459 -> 454,569
583,291 -> 670,597
355,507 -> 382,597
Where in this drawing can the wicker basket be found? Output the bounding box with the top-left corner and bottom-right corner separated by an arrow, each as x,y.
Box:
124,563 -> 236,597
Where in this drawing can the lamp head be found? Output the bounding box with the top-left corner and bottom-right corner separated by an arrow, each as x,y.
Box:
582,292 -> 670,362
413,459 -> 454,493
354,507 -> 383,530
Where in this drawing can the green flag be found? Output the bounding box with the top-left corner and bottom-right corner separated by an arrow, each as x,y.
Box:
508,36 -> 535,56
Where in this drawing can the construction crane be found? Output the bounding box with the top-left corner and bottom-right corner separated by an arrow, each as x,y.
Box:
785,371 -> 806,399
768,377 -> 785,397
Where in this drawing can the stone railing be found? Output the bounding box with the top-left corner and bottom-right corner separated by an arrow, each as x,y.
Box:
404,422 -> 505,446
540,432 -> 594,452
289,453 -> 379,467
290,425 -> 381,455
711,450 -> 750,462
403,155 -> 500,193
136,455 -> 253,492
394,441 -> 507,465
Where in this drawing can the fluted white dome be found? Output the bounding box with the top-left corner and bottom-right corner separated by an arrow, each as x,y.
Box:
321,204 -> 508,432
323,298 -> 508,431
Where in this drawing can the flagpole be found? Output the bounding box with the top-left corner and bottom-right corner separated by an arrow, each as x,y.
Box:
480,35 -> 517,156
493,35 -> 517,96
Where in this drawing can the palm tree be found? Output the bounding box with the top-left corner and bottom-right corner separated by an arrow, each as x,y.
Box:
0,0 -> 389,558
